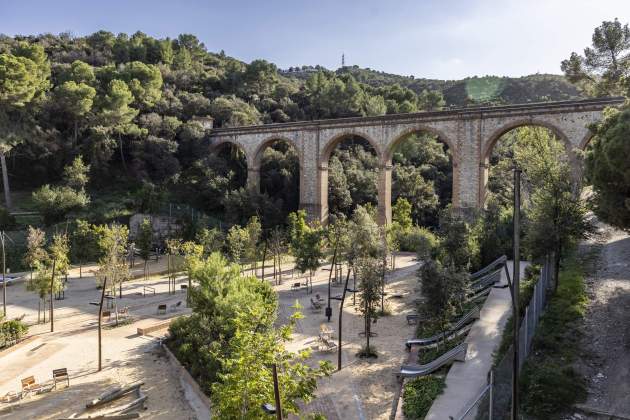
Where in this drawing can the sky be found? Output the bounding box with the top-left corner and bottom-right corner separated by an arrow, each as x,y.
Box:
1,0 -> 629,80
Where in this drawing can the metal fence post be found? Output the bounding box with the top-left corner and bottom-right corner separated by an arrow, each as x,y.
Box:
489,370 -> 494,420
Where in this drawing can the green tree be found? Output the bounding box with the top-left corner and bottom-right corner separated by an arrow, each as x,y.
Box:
196,228 -> 224,257
27,233 -> 69,332
96,224 -> 130,299
136,218 -> 153,280
585,106 -> 630,229
63,155 -> 90,191
23,226 -> 46,280
561,19 -> 630,96
226,225 -> 249,266
244,216 -> 262,274
0,43 -> 50,208
53,81 -> 96,144
71,219 -> 100,278
288,211 -> 324,293
32,184 -> 90,226
211,304 -> 332,419
515,127 -> 593,290
355,257 -> 383,357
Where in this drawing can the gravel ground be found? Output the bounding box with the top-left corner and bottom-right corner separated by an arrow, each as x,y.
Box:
577,224 -> 630,418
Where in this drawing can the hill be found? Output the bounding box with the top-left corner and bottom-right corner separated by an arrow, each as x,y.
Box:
283,65 -> 584,107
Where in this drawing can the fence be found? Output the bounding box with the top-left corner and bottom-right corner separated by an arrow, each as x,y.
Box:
456,256 -> 555,420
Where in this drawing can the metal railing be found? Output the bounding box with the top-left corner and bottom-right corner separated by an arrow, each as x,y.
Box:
454,256 -> 554,420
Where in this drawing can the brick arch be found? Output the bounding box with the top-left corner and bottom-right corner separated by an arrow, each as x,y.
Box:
481,119 -> 572,163
384,125 -> 457,164
579,131 -> 596,150
210,138 -> 252,166
319,130 -> 383,166
251,136 -> 303,170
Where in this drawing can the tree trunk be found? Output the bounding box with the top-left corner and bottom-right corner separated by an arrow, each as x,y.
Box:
554,245 -> 562,294
338,267 -> 352,371
98,276 -> 107,371
0,152 -> 12,210
118,134 -> 128,174
50,259 -> 57,333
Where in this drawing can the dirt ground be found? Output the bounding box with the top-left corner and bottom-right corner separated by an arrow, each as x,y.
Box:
0,253 -> 422,419
578,224 -> 630,418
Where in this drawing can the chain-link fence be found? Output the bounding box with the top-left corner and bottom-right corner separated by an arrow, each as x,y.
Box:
454,257 -> 555,420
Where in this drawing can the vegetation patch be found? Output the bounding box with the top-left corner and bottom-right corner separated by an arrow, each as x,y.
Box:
402,375 -> 446,419
0,318 -> 29,349
519,257 -> 588,418
418,334 -> 465,365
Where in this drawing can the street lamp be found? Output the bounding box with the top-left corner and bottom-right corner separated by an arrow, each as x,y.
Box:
89,276 -> 108,372
261,363 -> 282,419
511,168 -> 521,420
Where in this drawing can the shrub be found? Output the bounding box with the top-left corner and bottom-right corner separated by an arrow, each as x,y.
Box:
0,318 -> 28,349
32,185 -> 90,225
399,226 -> 439,255
519,257 -> 588,417
402,375 -> 446,419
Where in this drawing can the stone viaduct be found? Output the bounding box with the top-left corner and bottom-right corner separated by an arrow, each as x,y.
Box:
208,97 -> 624,225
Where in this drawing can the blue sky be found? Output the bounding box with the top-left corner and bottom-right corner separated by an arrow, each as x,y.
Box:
2,0 -> 629,79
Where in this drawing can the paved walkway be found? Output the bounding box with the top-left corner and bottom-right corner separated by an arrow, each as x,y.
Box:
425,261 -> 526,420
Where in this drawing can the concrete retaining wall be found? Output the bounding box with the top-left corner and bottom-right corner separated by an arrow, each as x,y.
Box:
162,342 -> 212,419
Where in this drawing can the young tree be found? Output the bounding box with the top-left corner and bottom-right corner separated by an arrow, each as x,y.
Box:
288,211 -> 324,293
196,227 -> 224,257
355,257 -> 383,357
515,127 -> 593,290
180,241 -> 203,302
27,233 -> 69,332
211,305 -> 332,419
585,106 -> 630,230
23,226 -> 47,280
136,217 -> 153,280
63,155 -> 90,191
244,216 -> 262,275
96,224 -> 130,300
268,227 -> 286,284
226,224 -> 249,267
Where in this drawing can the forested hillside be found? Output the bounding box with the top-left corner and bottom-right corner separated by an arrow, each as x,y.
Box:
286,65 -> 584,106
0,30 -> 586,230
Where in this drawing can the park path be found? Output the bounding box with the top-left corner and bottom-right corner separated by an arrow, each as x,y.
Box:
578,224 -> 630,418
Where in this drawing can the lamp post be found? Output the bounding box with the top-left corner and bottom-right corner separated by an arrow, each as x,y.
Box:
90,276 -> 108,372
262,363 -> 282,420
512,168 -> 521,420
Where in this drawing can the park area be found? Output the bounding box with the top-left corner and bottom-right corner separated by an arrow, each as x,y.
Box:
0,250 -> 427,419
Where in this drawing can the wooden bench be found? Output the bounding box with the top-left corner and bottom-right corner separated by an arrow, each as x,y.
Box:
53,368 -> 69,389
21,376 -> 42,398
290,282 -> 302,291
157,304 -> 167,315
180,284 -> 188,292
406,314 -> 420,325
143,285 -> 156,296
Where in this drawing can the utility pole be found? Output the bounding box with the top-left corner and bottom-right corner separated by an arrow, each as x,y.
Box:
272,363 -> 282,420
1,231 -> 6,318
98,277 -> 107,371
512,168 -> 521,420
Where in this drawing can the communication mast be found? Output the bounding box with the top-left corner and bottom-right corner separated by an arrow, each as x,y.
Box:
341,53 -> 345,68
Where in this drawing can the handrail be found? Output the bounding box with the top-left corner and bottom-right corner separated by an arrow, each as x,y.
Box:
452,371 -> 494,420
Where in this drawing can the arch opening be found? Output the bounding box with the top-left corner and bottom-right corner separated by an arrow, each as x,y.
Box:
388,131 -> 454,229
257,139 -> 301,217
324,135 -> 380,220
483,125 -> 573,208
